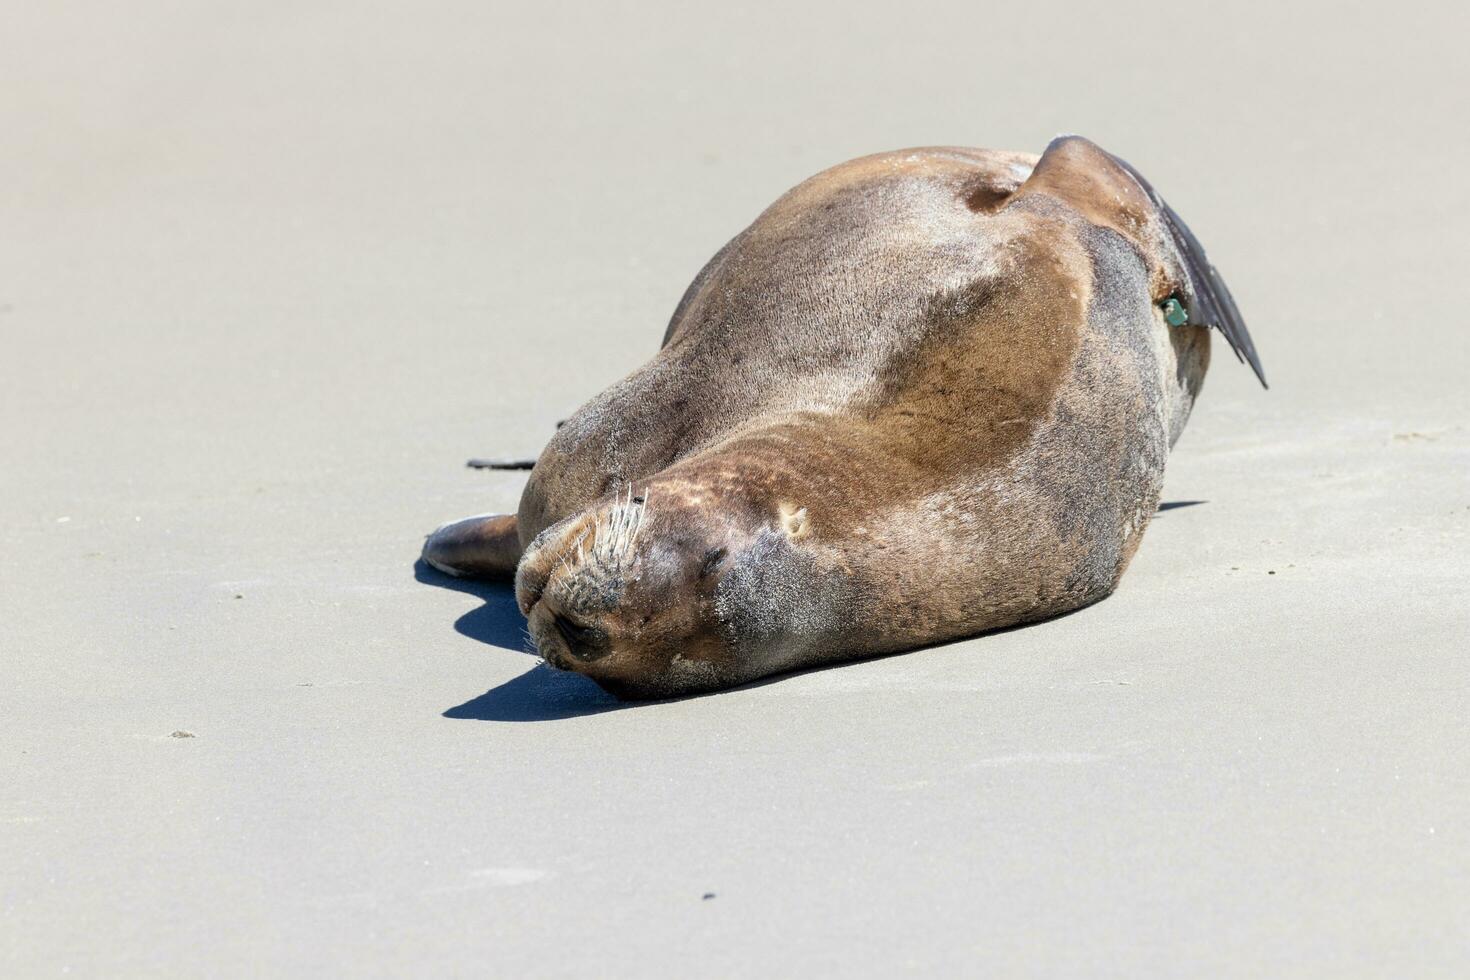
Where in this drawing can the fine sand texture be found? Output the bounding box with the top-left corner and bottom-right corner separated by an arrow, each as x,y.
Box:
3,2 -> 1467,976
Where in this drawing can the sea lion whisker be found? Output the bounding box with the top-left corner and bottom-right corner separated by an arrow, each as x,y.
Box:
628,491 -> 647,553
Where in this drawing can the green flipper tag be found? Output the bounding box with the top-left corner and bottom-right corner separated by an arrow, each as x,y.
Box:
1162,296 -> 1189,326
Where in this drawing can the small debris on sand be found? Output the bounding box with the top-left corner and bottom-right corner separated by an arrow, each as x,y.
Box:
169,730 -> 195,739
702,892 -> 716,901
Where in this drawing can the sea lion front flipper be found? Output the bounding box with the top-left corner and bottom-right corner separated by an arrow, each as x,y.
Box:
422,513 -> 522,579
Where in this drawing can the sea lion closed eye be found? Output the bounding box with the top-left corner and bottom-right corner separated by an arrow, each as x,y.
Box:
423,135 -> 1264,699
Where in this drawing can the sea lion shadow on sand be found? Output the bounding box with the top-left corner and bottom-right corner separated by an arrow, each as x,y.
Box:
415,558 -> 897,721
416,567 -> 1091,723
415,559 -> 627,720
446,665 -> 627,723
417,494 -> 1207,720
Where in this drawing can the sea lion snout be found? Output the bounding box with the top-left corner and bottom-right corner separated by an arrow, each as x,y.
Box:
514,486 -> 766,697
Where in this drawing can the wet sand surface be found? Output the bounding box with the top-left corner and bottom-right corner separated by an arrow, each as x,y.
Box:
3,3 -> 1467,975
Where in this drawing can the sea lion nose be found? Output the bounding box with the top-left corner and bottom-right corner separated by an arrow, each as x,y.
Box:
550,611 -> 612,662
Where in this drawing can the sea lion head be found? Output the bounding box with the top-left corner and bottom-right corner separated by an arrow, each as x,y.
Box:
514,478 -> 848,699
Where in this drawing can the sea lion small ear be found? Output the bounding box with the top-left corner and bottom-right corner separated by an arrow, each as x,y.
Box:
1014,135 -> 1158,245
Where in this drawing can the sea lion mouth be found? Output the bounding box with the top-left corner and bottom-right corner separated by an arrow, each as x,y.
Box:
549,611 -> 611,662
521,595 -> 609,672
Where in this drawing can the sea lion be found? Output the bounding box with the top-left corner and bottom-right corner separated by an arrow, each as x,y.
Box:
423,135 -> 1264,700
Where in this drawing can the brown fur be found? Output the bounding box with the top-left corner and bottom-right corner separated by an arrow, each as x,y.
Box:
423,137 -> 1237,699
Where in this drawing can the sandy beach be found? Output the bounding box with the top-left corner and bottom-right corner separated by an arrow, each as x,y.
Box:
3,2 -> 1467,975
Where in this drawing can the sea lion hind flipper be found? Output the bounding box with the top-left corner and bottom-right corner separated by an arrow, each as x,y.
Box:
421,513 -> 523,579
1103,149 -> 1267,389
1152,193 -> 1266,388
1018,135 -> 1266,389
